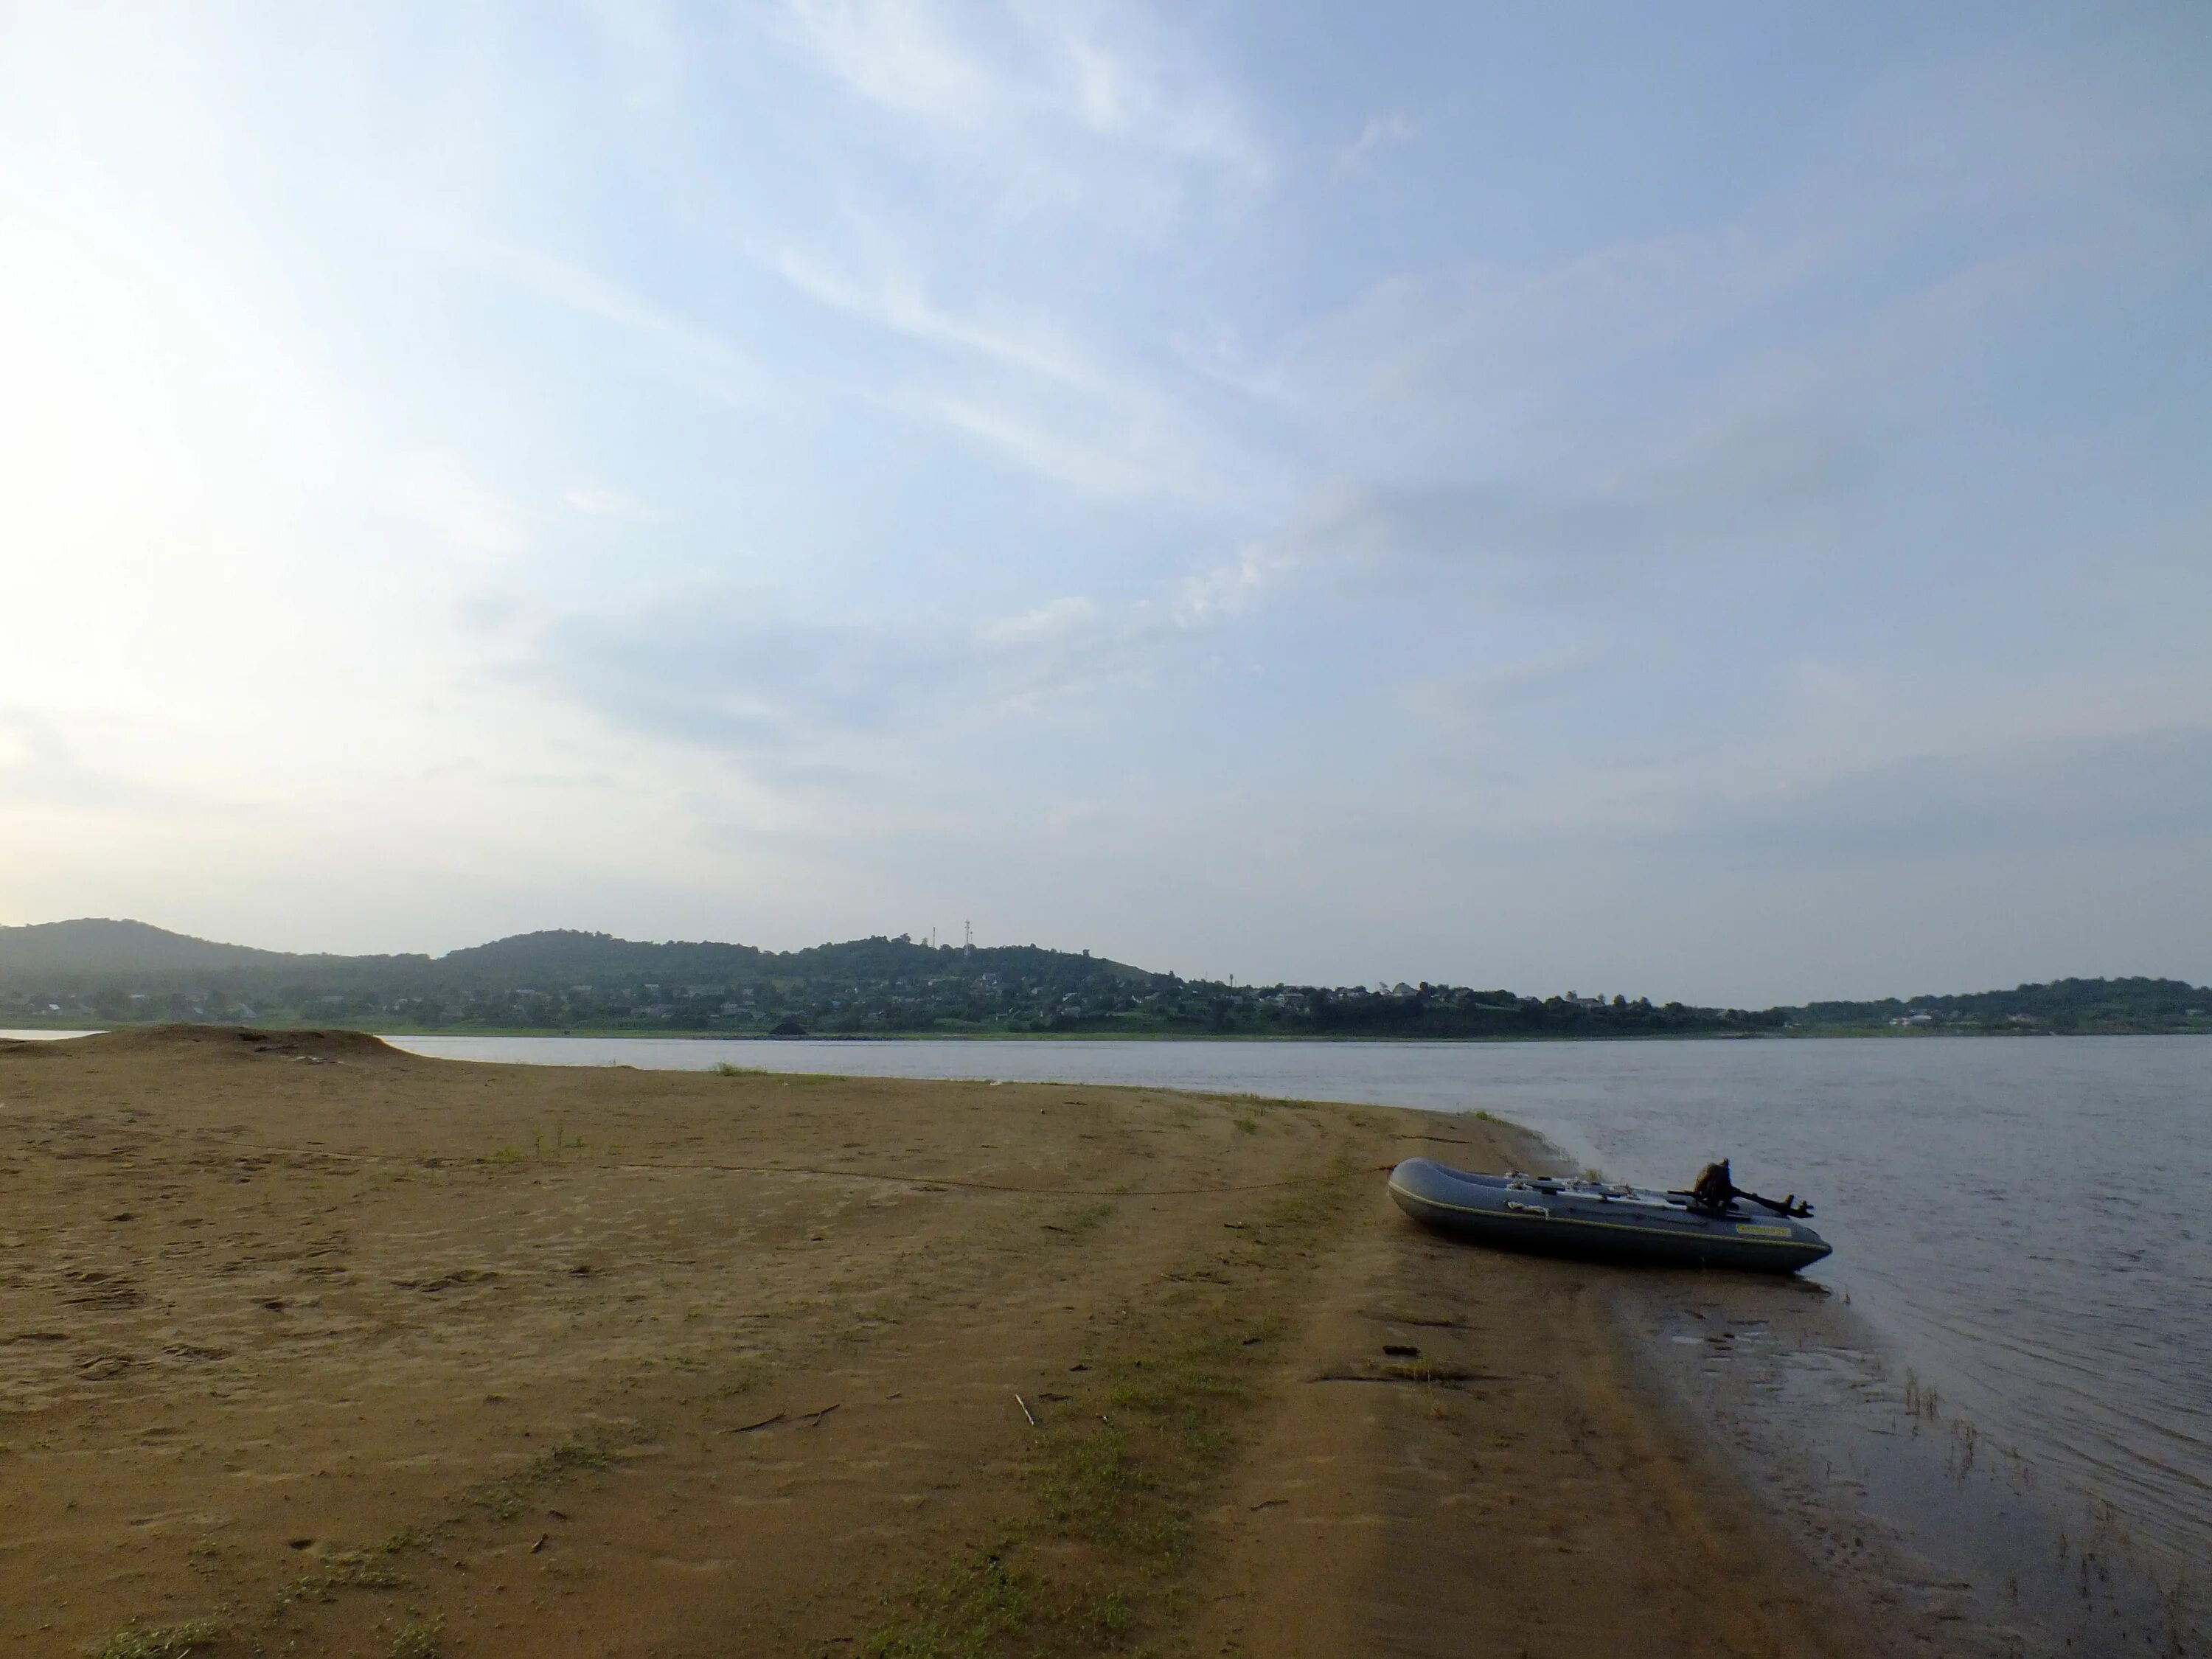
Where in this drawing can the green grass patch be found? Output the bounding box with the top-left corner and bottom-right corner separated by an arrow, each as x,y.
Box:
861,1552 -> 1032,1658
861,1155 -> 1356,1656
94,1621 -> 220,1659
470,1428 -> 621,1520
302,1551 -> 404,1593
384,1614 -> 444,1658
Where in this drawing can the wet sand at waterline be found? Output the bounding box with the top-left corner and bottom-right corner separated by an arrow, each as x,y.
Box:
4,1027 -> 1885,1658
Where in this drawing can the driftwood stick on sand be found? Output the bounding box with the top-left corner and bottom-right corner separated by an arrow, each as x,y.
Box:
729,1410 -> 787,1434
1015,1393 -> 1037,1427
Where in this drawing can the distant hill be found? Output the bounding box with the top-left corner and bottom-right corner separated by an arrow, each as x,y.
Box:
0,918 -> 344,976
431,929 -> 1147,990
0,922 -> 1138,990
0,919 -> 2202,1037
0,920 -> 1160,1031
435,930 -> 769,986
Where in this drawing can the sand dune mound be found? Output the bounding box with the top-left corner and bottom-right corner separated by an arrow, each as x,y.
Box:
58,1023 -> 411,1064
0,1037 -> 78,1058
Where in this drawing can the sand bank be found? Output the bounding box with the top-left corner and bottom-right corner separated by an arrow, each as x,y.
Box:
3,1026 -> 1892,1657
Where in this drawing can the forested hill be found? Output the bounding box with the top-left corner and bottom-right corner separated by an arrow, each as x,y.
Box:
0,919 -> 2203,1037
0,917 -> 397,977
417,929 -> 1146,990
0,922 -> 1161,1031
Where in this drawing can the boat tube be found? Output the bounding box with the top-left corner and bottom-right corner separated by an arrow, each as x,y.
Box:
1387,1158 -> 1832,1274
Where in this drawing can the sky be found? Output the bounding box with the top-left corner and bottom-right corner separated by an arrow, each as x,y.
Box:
1,1 -> 2208,1004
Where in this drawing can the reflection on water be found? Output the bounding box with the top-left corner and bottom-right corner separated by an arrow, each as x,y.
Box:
386,1032 -> 2212,1584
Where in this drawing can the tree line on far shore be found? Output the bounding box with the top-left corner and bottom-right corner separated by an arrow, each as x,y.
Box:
1,920 -> 2204,1038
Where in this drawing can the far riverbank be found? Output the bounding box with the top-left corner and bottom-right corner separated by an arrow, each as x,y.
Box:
7,1018 -> 2208,1040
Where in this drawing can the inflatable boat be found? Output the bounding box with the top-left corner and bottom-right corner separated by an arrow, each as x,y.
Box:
1387,1158 -> 1832,1274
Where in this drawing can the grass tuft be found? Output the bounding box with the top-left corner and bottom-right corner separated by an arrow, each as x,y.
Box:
385,1614 -> 444,1658
860,1155 -> 1356,1656
1085,1589 -> 1134,1641
538,1433 -> 616,1475
95,1621 -> 220,1659
473,1484 -> 526,1520
861,1552 -> 1029,1658
1036,1419 -> 1152,1548
471,1427 -> 619,1519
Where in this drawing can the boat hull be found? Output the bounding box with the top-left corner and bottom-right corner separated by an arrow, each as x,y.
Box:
1387,1158 -> 1832,1275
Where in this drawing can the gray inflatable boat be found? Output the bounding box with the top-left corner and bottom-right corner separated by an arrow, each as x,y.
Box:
1387,1158 -> 1832,1274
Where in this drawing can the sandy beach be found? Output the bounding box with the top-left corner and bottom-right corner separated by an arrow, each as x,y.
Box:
1,1026 -> 1890,1658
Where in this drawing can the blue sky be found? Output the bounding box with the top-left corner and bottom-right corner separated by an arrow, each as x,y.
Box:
1,1 -> 2207,1002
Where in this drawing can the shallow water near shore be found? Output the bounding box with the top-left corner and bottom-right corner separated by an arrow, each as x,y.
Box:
367,1031 -> 2211,1627
1623,1273 -> 2207,1656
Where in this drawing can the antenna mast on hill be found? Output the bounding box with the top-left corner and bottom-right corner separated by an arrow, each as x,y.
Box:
964,919 -> 972,950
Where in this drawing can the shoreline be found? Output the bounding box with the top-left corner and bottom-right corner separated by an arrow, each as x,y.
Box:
10,1020 -> 2205,1043
1610,1267 -> 2207,1658
1,1023 -> 1890,1658
5,1026 -> 2194,1655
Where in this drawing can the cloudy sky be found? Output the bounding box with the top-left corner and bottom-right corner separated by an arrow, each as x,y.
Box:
1,1 -> 2207,1003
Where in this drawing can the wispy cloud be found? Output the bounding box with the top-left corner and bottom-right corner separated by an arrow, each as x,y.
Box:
912,385 -> 1224,500
516,563 -> 1251,759
387,450 -> 529,560
1332,112 -> 1415,178
768,235 -> 1276,504
560,486 -> 656,523
448,233 -> 768,408
776,0 -> 998,129
771,242 -> 1110,393
775,0 -> 1270,184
